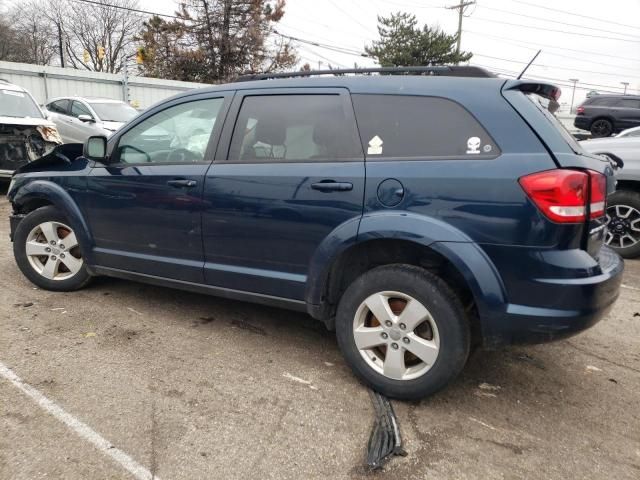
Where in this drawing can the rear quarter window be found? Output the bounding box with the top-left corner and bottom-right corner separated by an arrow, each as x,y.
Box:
351,94 -> 500,159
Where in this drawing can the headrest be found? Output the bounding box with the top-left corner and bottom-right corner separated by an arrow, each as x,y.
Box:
255,120 -> 286,145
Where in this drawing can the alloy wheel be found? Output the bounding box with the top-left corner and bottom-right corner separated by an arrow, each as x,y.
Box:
606,204 -> 640,249
591,119 -> 612,137
25,221 -> 83,281
353,291 -> 440,381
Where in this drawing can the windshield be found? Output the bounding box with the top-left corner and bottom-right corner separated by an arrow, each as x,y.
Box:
526,93 -> 584,154
0,89 -> 44,118
88,102 -> 138,123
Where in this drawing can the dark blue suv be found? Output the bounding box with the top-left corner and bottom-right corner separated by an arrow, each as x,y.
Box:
7,67 -> 624,399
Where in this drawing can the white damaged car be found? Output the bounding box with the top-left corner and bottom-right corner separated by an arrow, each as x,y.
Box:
0,79 -> 62,179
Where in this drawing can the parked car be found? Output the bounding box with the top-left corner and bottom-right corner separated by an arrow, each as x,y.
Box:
581,136 -> 640,258
0,79 -> 62,179
574,94 -> 640,138
45,96 -> 138,144
616,126 -> 640,138
7,67 -> 624,399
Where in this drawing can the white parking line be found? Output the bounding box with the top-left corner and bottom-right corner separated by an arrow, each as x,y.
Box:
0,361 -> 159,480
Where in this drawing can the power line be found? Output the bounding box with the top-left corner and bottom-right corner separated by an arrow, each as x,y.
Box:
465,31 -> 637,71
470,16 -> 640,44
273,30 -> 369,58
327,0 -> 377,36
465,30 -> 640,64
472,53 -> 640,80
68,0 -> 183,20
478,4 -> 640,40
511,0 -> 640,31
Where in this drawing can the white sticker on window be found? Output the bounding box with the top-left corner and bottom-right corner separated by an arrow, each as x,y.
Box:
483,144 -> 492,153
368,135 -> 383,155
466,136 -> 481,154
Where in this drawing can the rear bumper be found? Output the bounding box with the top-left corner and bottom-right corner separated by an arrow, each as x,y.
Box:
481,246 -> 624,347
573,116 -> 590,130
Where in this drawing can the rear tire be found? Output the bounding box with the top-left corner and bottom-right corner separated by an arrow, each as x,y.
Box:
335,264 -> 470,400
13,206 -> 92,291
606,190 -> 640,259
590,118 -> 613,138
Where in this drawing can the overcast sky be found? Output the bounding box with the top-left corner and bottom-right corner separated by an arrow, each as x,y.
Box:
140,0 -> 640,107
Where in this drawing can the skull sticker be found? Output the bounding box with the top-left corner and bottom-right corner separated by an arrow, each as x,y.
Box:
466,137 -> 481,154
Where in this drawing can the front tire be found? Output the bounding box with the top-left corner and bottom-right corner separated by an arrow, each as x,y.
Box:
606,190 -> 640,258
13,206 -> 92,291
335,264 -> 470,400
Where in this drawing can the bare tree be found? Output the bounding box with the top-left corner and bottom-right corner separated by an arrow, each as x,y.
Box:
0,0 -> 56,65
46,0 -> 142,73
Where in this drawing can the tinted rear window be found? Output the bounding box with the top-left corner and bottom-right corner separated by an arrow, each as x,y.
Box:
351,94 -> 499,159
589,97 -> 621,107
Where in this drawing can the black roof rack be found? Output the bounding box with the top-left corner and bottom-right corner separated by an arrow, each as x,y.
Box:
236,66 -> 495,82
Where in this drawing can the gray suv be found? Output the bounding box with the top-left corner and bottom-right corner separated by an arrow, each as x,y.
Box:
45,97 -> 138,144
574,95 -> 640,138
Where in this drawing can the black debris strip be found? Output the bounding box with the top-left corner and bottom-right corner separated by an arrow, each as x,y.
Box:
366,390 -> 407,469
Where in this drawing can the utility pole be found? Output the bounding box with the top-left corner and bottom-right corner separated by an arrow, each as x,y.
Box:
57,23 -> 65,68
621,82 -> 629,95
569,79 -> 579,113
446,0 -> 476,62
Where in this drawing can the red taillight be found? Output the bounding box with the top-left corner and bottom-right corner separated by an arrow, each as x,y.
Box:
519,169 -> 588,223
576,106 -> 585,115
588,170 -> 606,219
519,169 -> 607,223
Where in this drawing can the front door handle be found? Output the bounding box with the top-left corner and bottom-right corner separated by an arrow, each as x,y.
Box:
167,179 -> 197,188
311,181 -> 353,192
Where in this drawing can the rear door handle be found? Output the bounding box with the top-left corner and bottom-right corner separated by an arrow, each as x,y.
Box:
167,179 -> 197,188
311,181 -> 353,192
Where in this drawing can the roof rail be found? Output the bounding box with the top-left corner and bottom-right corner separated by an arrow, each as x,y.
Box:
235,66 -> 496,82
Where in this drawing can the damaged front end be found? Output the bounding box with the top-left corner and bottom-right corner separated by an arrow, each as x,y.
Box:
0,122 -> 62,178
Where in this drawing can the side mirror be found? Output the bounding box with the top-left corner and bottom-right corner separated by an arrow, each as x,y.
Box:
84,135 -> 108,161
78,114 -> 94,123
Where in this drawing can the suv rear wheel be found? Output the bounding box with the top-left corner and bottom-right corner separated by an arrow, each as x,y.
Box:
590,118 -> 613,137
335,264 -> 470,400
606,190 -> 640,258
13,206 -> 92,291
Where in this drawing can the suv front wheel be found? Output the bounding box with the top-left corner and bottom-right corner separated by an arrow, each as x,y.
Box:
335,264 -> 470,400
13,206 -> 92,291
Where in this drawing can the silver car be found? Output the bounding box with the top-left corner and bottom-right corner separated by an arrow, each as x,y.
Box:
45,97 -> 138,144
581,136 -> 640,258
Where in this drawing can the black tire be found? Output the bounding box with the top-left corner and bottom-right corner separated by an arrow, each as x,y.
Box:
606,190 -> 640,259
13,206 -> 92,291
590,118 -> 613,138
335,264 -> 470,400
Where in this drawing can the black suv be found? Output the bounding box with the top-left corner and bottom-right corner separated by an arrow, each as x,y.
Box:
8,67 -> 624,400
574,95 -> 640,137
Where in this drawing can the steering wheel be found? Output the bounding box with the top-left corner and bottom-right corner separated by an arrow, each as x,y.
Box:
167,148 -> 198,163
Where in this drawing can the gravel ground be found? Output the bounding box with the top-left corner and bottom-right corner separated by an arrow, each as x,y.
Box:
1,194 -> 639,480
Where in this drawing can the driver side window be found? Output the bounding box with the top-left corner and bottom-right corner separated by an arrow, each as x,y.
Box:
115,98 -> 223,164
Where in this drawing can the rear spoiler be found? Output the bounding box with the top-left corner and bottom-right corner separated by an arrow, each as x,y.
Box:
503,80 -> 561,102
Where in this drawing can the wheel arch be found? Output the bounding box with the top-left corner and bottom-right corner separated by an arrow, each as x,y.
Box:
11,180 -> 94,262
305,212 -> 507,341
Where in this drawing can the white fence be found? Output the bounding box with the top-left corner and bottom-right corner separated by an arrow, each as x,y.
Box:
0,60 -> 211,109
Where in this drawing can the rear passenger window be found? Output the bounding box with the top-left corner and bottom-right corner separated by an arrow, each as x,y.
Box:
352,95 -> 499,159
47,100 -> 70,115
228,95 -> 362,162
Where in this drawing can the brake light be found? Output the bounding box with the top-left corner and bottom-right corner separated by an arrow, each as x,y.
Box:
588,170 -> 606,219
519,170 -> 588,223
576,106 -> 585,115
